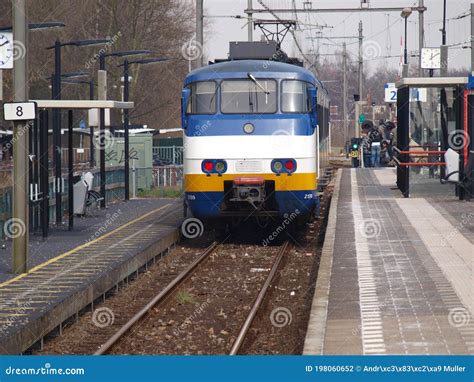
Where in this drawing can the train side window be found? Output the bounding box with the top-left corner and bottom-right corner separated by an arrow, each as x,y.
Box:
187,81 -> 217,114
282,80 -> 310,113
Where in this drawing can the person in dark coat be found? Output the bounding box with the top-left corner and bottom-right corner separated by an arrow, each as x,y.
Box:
369,126 -> 383,167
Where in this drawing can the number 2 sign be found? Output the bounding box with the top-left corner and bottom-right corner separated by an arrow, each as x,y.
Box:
3,101 -> 37,121
384,88 -> 397,103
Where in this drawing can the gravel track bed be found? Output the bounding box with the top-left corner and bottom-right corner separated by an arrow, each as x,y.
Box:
34,244 -> 208,355
34,175 -> 334,355
108,243 -> 282,355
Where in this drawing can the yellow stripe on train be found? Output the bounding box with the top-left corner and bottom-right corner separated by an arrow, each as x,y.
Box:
184,173 -> 317,192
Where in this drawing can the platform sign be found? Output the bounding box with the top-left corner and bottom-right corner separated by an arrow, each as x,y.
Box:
88,108 -> 110,127
3,101 -> 37,121
385,83 -> 397,103
409,88 -> 427,102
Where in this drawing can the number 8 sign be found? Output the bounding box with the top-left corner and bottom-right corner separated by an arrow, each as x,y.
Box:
3,101 -> 37,121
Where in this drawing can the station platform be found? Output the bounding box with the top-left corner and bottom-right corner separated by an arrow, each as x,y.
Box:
0,198 -> 182,354
304,168 -> 473,355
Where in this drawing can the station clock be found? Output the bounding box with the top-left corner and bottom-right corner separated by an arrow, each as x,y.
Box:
420,47 -> 441,70
0,33 -> 14,69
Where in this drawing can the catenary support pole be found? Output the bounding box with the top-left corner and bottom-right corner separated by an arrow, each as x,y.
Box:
419,0 -> 424,77
89,79 -> 94,168
39,110 -> 49,239
98,57 -> 107,208
196,0 -> 204,68
12,0 -> 29,273
67,110 -> 74,230
123,59 -> 130,201
53,40 -> 62,224
343,42 -> 348,147
248,0 -> 253,42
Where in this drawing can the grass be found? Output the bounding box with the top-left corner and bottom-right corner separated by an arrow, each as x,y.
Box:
176,290 -> 196,305
137,186 -> 183,199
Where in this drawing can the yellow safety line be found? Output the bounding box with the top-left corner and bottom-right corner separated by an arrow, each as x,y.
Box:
0,204 -> 171,289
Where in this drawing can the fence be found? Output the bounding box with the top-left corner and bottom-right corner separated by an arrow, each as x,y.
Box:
61,147 -> 91,166
152,146 -> 183,165
152,165 -> 183,188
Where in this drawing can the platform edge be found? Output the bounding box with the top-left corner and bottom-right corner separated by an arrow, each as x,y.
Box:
302,168 -> 341,355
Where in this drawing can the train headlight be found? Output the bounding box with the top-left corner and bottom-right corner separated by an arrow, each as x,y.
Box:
215,161 -> 226,173
243,123 -> 255,134
271,159 -> 297,174
202,159 -> 227,175
284,159 -> 297,173
273,160 -> 283,172
285,160 -> 295,171
202,160 -> 214,173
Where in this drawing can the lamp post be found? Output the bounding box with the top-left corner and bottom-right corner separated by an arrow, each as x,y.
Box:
401,7 -> 413,77
97,50 -> 152,208
46,38 -> 109,225
118,57 -> 168,201
440,0 -> 448,76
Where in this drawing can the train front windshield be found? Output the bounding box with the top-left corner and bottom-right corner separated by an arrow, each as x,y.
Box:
221,79 -> 277,114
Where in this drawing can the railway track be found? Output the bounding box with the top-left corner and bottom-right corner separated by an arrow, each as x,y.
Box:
94,240 -> 291,355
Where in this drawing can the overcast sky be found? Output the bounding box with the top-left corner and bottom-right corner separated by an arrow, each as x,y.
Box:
202,0 -> 472,74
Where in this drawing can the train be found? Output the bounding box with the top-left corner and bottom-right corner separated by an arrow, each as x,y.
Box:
181,41 -> 330,230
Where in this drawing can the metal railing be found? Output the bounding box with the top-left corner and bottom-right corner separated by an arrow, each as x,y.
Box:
152,146 -> 183,165
152,165 -> 183,188
61,148 -> 91,166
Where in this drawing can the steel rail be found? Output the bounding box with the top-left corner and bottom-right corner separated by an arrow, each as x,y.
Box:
94,241 -> 218,355
229,240 -> 290,355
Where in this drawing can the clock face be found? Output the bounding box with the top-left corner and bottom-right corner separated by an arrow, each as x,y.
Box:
0,33 -> 14,69
421,47 -> 441,70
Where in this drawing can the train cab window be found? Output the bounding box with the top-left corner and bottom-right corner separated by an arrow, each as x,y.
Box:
221,79 -> 277,114
282,80 -> 310,113
187,81 -> 217,114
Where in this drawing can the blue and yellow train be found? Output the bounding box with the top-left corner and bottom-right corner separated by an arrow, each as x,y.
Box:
181,44 -> 330,226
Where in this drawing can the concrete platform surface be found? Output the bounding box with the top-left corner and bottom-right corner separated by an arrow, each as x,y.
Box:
304,168 -> 473,355
0,198 -> 182,354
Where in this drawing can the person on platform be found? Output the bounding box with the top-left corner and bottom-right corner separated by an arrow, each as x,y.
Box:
361,132 -> 372,168
369,126 -> 383,167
